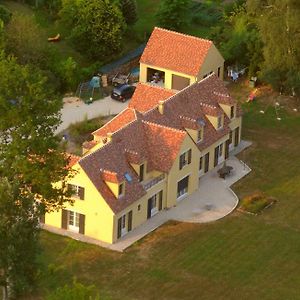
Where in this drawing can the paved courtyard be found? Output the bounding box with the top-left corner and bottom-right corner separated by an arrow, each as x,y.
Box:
56,96 -> 127,134
44,141 -> 252,252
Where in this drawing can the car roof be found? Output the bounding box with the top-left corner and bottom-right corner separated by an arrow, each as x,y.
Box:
114,84 -> 134,92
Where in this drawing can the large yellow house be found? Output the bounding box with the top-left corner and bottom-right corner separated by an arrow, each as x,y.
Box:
44,74 -> 242,244
139,27 -> 225,90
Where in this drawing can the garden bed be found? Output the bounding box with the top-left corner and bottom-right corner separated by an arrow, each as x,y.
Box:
239,192 -> 276,215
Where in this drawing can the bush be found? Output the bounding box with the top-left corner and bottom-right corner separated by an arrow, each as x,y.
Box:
0,5 -> 12,24
46,278 -> 100,300
240,192 -> 275,214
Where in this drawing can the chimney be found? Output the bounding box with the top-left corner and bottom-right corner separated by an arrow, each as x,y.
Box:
107,132 -> 113,142
158,100 -> 164,114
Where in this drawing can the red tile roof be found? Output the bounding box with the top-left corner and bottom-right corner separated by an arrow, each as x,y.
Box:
92,108 -> 137,137
129,83 -> 176,113
67,153 -> 81,168
78,74 -> 240,214
140,27 -> 213,76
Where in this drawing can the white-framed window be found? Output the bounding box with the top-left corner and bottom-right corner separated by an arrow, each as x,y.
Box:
179,149 -> 192,170
199,156 -> 203,170
68,184 -> 85,200
197,128 -> 203,142
217,115 -> 223,129
230,106 -> 235,119
177,176 -> 189,199
68,211 -> 80,232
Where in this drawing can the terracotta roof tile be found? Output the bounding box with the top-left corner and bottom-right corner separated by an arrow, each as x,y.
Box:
67,153 -> 81,168
140,27 -> 213,76
92,108 -> 137,137
128,83 -> 176,113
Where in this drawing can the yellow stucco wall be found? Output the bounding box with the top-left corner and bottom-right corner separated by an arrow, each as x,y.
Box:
45,164 -> 115,244
139,63 -> 197,90
198,44 -> 225,80
166,135 -> 200,207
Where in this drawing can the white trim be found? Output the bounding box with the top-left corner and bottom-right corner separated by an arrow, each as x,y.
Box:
177,192 -> 188,202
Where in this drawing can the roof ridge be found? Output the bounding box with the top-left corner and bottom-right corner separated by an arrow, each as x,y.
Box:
154,27 -> 213,44
179,115 -> 197,122
199,102 -> 217,109
142,120 -> 186,134
100,168 -> 117,175
92,107 -> 136,136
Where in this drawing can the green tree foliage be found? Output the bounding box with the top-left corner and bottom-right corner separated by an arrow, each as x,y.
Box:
0,178 -> 40,298
46,279 -> 100,300
216,3 -> 263,76
247,0 -> 300,94
120,0 -> 138,26
0,5 -> 12,24
0,54 -> 72,297
156,0 -> 191,31
5,13 -> 53,67
60,0 -> 126,60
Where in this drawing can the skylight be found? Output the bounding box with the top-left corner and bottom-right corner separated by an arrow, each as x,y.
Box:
124,172 -> 133,183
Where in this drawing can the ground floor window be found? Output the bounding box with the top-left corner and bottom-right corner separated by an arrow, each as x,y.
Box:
177,176 -> 189,199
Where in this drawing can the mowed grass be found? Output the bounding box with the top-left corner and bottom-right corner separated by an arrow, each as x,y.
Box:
24,86 -> 300,300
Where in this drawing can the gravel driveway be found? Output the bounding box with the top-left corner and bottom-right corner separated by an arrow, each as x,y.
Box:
56,96 -> 128,134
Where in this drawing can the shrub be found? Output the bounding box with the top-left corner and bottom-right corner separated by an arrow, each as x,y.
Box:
240,192 -> 275,214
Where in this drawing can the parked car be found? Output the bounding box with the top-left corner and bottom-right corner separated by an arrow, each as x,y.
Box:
111,84 -> 136,102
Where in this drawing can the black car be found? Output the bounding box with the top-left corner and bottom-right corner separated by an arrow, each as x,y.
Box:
111,84 -> 136,102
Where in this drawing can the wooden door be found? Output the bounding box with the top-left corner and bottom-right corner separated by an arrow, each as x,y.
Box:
147,198 -> 152,219
214,146 -> 219,167
225,140 -> 230,159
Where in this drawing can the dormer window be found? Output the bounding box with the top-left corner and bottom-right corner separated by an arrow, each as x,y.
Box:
217,115 -> 222,129
139,164 -> 144,182
230,106 -> 235,119
197,128 -> 203,142
118,183 -> 124,197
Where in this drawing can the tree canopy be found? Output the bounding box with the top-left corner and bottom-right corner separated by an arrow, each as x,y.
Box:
60,0 -> 126,60
156,0 -> 191,31
0,53 -> 72,297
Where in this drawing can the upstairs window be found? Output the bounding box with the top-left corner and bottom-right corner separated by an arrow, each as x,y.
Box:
118,183 -> 124,197
179,149 -> 192,170
139,164 -> 144,182
197,128 -> 203,142
68,184 -> 85,200
230,106 -> 235,119
217,115 -> 223,129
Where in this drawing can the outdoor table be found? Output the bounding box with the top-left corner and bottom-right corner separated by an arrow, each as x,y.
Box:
217,164 -> 233,179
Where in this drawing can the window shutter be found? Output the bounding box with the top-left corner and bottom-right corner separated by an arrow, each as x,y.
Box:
225,140 -> 230,159
158,191 -> 163,211
79,187 -> 85,200
61,209 -> 68,229
128,211 -> 132,232
79,214 -> 85,234
117,217 -> 122,238
188,149 -> 192,164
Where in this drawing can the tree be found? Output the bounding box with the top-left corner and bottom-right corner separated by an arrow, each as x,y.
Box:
60,0 -> 126,60
5,13 -> 53,67
119,0 -> 138,26
0,53 -> 72,298
247,0 -> 300,95
156,0 -> 191,31
0,5 -> 12,24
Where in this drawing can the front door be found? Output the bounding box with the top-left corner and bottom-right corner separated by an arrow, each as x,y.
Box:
234,127 -> 240,146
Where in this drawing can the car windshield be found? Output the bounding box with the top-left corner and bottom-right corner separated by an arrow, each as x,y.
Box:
113,88 -> 122,95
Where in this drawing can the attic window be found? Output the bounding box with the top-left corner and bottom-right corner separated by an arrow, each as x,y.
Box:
197,128 -> 203,142
230,106 -> 235,119
118,183 -> 124,197
217,115 -> 222,129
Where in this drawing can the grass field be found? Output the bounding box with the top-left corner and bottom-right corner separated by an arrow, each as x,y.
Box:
21,82 -> 300,300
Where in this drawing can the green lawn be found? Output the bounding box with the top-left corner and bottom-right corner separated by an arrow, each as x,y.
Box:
22,84 -> 300,300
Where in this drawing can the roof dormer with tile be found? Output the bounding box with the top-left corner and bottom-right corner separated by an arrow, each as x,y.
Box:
139,27 -> 225,91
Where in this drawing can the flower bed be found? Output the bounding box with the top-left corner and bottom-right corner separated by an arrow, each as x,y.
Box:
239,192 -> 276,214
